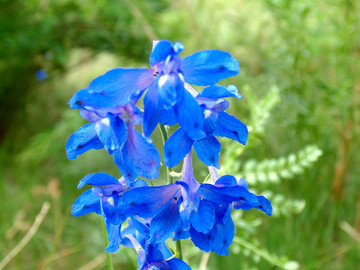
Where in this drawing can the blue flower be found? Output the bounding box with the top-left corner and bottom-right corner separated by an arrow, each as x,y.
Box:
118,152 -> 270,255
36,69 -> 47,81
164,85 -> 248,168
66,103 -> 160,182
68,40 -> 240,141
121,219 -> 191,270
71,173 -> 149,252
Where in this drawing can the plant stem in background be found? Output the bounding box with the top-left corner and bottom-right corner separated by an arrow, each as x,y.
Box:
101,219 -> 114,270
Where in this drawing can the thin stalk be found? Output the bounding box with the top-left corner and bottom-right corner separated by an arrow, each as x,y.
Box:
175,239 -> 183,260
158,124 -> 182,258
101,219 -> 114,270
158,124 -> 174,184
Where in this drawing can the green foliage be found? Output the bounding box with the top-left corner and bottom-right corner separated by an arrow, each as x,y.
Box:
1,0 -> 360,269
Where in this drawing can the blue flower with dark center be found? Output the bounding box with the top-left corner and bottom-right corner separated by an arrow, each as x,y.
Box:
164,85 -> 248,168
66,103 -> 160,182
68,40 -> 240,141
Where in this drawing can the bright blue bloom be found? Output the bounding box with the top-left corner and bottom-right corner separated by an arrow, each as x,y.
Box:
122,219 -> 191,270
71,173 -> 149,252
119,152 -> 270,255
164,85 -> 248,168
68,40 -> 240,141
36,69 -> 47,81
66,103 -> 160,181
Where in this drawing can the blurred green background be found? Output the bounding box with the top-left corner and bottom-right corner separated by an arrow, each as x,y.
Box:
1,0 -> 359,269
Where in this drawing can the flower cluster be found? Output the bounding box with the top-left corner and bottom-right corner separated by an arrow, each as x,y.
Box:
66,40 -> 272,269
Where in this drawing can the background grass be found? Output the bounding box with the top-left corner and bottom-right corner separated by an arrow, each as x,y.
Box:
1,0 -> 359,269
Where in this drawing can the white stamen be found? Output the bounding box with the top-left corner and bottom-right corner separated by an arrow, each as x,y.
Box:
158,75 -> 169,88
101,118 -> 110,126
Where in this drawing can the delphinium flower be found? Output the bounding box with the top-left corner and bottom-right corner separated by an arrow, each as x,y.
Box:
66,101 -> 160,182
164,84 -> 248,169
68,40 -> 240,142
67,39 -> 272,270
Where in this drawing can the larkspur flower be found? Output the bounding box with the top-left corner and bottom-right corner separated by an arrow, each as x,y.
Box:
121,219 -> 191,270
68,40 -> 240,141
67,39 -> 273,268
66,102 -> 160,182
118,151 -> 271,255
71,173 -> 149,252
164,85 -> 248,168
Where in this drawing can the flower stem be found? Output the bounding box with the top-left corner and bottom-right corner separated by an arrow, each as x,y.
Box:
159,124 -> 182,258
175,239 -> 183,260
158,124 -> 174,184
101,219 -> 114,270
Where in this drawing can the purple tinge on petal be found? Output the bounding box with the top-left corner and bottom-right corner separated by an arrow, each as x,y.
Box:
121,183 -> 183,218
181,50 -> 240,86
80,109 -> 100,122
149,198 -> 181,243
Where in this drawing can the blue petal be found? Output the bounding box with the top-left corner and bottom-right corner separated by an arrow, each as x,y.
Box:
167,258 -> 192,270
215,175 -> 237,187
150,40 -> 184,67
193,135 -> 221,168
143,81 -> 161,138
121,184 -> 181,217
190,200 -> 215,234
189,226 -> 215,253
156,73 -> 184,109
234,195 -> 273,216
77,173 -> 120,189
174,227 -> 190,241
71,189 -> 101,216
122,123 -> 160,180
202,108 -> 218,135
69,69 -> 153,109
174,90 -> 206,140
181,50 -> 240,86
199,85 -> 242,99
164,128 -> 193,168
212,214 -> 234,256
101,196 -> 125,225
113,149 -> 138,182
160,108 -> 178,126
150,200 -> 181,243
199,184 -> 258,205
213,112 -> 248,145
104,222 -> 122,253
66,123 -> 103,159
95,115 -> 128,154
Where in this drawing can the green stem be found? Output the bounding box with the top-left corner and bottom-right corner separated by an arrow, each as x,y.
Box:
158,124 -> 182,258
101,219 -> 114,270
175,238 -> 183,260
158,124 -> 174,184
